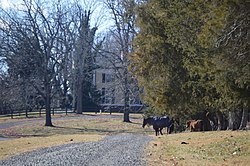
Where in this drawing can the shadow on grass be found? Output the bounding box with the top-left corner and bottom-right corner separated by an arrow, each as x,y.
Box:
53,126 -> 117,134
0,134 -> 49,139
130,121 -> 142,125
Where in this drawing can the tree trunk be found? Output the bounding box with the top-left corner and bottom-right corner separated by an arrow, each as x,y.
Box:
124,110 -> 130,122
239,108 -> 248,130
216,111 -> 223,130
45,97 -> 53,126
228,111 -> 236,130
44,62 -> 53,126
123,73 -> 130,122
44,84 -> 53,126
76,77 -> 83,114
123,96 -> 130,122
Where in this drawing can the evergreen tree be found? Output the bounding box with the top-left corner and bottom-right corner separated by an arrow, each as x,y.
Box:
132,0 -> 249,128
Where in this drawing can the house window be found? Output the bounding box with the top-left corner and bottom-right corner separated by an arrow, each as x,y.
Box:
106,74 -> 113,83
102,73 -> 106,83
102,73 -> 113,83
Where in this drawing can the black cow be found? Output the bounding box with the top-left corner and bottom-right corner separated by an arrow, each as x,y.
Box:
142,116 -> 174,136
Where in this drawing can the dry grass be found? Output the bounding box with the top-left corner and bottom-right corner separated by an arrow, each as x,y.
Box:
146,130 -> 250,166
3,114 -> 249,166
0,113 -> 149,137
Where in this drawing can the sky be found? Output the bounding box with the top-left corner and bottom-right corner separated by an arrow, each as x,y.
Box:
1,0 -> 19,9
1,0 -> 9,8
0,0 -> 114,73
0,0 -> 114,34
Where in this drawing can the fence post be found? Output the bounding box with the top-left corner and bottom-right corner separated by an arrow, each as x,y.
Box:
26,108 -> 28,118
66,107 -> 68,115
11,109 -> 13,119
39,108 -> 41,117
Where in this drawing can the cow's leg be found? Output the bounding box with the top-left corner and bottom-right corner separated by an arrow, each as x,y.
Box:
156,129 -> 159,136
160,128 -> 163,135
167,126 -> 171,134
157,128 -> 160,136
154,128 -> 158,136
167,125 -> 173,134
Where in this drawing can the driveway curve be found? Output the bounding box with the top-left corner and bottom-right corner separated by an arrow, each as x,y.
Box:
0,133 -> 152,166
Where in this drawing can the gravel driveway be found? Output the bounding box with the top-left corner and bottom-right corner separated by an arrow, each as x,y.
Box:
0,133 -> 152,166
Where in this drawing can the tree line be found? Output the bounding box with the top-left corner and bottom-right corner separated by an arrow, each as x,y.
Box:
0,0 -> 249,130
131,0 -> 249,130
0,0 -> 102,126
0,0 -> 142,125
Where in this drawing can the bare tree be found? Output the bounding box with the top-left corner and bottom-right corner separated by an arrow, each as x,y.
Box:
70,1 -> 101,114
104,0 -> 138,122
0,0 -> 103,122
0,0 -> 75,126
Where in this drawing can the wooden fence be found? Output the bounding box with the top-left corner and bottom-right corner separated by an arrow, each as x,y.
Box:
0,105 -> 145,119
0,107 -> 74,119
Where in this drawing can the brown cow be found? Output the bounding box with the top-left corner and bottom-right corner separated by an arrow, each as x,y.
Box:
186,120 -> 203,132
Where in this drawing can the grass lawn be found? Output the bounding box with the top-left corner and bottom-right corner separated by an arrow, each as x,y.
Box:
0,113 -> 250,166
146,130 -> 250,166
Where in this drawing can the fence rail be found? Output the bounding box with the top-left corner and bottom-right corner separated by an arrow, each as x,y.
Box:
0,105 -> 145,119
0,107 -> 74,119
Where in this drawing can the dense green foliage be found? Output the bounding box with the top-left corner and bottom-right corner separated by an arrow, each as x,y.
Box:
131,0 -> 250,117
